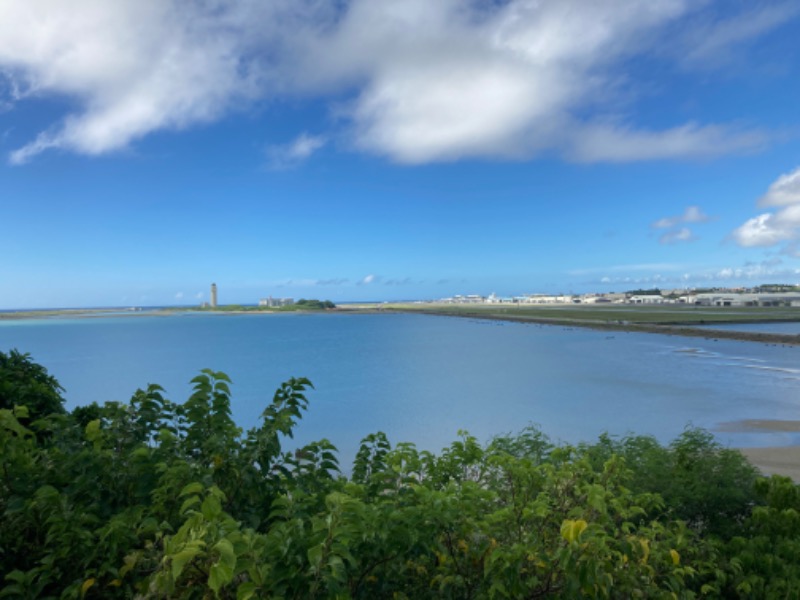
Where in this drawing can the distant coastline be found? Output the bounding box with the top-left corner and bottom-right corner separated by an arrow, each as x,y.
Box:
393,308 -> 800,346
2,303 -> 799,346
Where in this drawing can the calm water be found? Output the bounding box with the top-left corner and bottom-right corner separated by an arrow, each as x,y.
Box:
2,312 -> 799,465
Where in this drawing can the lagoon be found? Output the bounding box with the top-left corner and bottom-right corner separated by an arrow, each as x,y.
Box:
2,312 -> 799,465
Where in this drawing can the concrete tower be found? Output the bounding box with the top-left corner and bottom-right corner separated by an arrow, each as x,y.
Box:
210,283 -> 218,308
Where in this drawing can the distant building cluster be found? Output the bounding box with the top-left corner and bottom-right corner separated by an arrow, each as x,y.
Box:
435,289 -> 800,308
258,296 -> 294,308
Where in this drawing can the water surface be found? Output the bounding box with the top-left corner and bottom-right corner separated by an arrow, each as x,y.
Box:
2,312 -> 798,465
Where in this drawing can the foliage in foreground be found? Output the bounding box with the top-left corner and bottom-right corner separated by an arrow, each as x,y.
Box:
1,350 -> 800,598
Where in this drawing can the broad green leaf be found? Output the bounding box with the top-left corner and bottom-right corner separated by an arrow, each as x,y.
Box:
202,493 -> 222,520
180,482 -> 205,497
560,519 -> 588,543
171,546 -> 203,580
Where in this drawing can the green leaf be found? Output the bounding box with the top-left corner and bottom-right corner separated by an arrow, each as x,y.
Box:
180,482 -> 205,497
560,519 -> 588,543
209,561 -> 234,595
202,494 -> 222,520
171,546 -> 203,580
180,496 -> 201,515
237,582 -> 257,600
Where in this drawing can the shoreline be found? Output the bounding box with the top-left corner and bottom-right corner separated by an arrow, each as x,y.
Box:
387,307 -> 800,346
738,446 -> 800,481
2,305 -> 799,479
2,305 -> 799,346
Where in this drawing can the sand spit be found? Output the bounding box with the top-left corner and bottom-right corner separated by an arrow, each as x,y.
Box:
398,309 -> 800,346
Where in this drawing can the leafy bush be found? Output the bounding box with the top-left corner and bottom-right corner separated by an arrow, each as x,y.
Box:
1,355 -> 798,598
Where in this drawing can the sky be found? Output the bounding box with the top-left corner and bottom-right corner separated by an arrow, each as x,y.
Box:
2,0 -> 800,309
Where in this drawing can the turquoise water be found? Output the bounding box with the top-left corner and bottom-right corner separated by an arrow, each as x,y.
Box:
2,312 -> 799,464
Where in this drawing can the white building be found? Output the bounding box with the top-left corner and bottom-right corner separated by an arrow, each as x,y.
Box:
628,295 -> 665,304
259,296 -> 294,308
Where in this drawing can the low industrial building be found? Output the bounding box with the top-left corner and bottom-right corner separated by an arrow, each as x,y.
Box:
259,296 -> 294,308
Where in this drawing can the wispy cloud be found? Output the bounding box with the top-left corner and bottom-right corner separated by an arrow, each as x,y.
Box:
266,133 -> 327,169
569,263 -> 684,276
652,205 -> 712,245
568,123 -> 766,164
731,166 -> 800,248
591,260 -> 800,287
357,274 -> 380,285
653,205 -> 712,229
384,277 -> 413,286
659,227 -> 696,245
677,3 -> 800,69
1,1 -> 790,165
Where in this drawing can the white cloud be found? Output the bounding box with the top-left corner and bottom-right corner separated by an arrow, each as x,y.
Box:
590,260 -> 800,287
266,133 -> 327,169
0,0 -> 790,164
758,167 -> 800,207
659,227 -> 696,245
1,0 -> 276,163
569,122 -> 765,163
678,3 -> 800,69
732,168 -> 800,249
653,205 -> 712,229
731,214 -> 784,247
175,291 -> 184,300
360,274 -> 378,285
652,205 -> 711,245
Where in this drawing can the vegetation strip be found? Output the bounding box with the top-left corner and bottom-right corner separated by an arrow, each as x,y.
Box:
4,350 -> 800,598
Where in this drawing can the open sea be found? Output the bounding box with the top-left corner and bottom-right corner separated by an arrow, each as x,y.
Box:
2,312 -> 799,466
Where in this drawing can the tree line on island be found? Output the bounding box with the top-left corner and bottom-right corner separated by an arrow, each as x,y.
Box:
200,299 -> 336,312
2,349 -> 800,598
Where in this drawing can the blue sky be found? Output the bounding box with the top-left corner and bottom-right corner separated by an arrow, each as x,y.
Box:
2,0 -> 800,309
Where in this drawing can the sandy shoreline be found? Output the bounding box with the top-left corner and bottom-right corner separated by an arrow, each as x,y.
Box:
739,446 -> 800,481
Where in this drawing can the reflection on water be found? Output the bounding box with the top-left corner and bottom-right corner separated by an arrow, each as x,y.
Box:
1,313 -> 799,464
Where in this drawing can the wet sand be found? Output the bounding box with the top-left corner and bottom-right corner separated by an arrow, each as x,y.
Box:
739,446 -> 800,481
720,420 -> 800,481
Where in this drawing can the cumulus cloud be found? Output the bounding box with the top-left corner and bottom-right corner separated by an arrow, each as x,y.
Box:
732,167 -> 800,248
758,167 -> 800,207
0,0 -> 790,164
